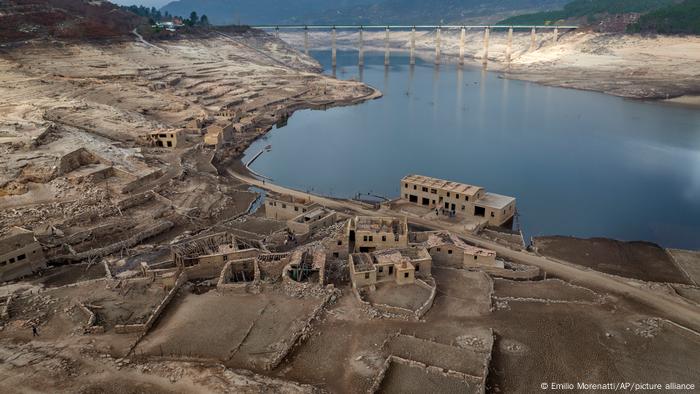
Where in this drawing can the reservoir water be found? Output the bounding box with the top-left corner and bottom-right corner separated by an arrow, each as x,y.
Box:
243,50 -> 700,249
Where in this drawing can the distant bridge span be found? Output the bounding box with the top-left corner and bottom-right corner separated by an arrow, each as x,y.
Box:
252,24 -> 579,67
253,25 -> 578,30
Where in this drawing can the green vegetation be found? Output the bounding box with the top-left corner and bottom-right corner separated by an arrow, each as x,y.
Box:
120,4 -> 209,29
119,5 -> 172,23
628,0 -> 700,34
499,0 -> 677,25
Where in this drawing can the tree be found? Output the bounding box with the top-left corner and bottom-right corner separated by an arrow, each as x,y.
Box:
189,11 -> 199,25
200,14 -> 210,26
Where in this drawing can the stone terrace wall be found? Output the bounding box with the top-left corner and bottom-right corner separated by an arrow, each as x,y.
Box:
121,169 -> 164,194
51,220 -> 174,263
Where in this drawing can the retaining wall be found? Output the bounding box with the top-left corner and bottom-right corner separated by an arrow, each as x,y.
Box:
414,278 -> 437,318
117,191 -> 155,210
120,270 -> 187,341
74,299 -> 105,334
263,291 -> 336,371
51,221 -> 174,263
121,169 -> 164,194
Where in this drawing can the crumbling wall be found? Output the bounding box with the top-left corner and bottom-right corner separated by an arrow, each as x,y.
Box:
1,294 -> 14,320
216,258 -> 260,293
119,271 -> 187,339
51,220 -> 174,263
121,169 -> 164,194
185,260 -> 227,281
117,191 -> 155,210
479,264 -> 540,280
352,286 -> 415,319
58,148 -> 102,175
73,299 -> 105,335
263,290 -> 337,371
479,228 -> 526,250
368,355 -> 484,394
257,253 -> 290,281
414,278 -> 437,319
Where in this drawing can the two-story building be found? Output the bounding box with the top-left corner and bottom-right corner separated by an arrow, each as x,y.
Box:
346,216 -> 408,253
349,247 -> 431,290
203,124 -> 234,147
146,130 -> 183,148
265,193 -> 318,221
400,174 -> 516,226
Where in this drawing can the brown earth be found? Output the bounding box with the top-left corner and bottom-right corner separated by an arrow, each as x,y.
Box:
494,277 -> 601,302
533,236 -> 693,284
0,0 -> 146,42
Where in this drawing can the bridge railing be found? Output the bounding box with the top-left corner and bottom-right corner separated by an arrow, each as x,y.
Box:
253,25 -> 578,30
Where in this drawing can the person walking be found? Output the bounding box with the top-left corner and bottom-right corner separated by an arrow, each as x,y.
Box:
31,324 -> 39,337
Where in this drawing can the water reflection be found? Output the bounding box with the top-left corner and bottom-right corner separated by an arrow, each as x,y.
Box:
244,50 -> 700,249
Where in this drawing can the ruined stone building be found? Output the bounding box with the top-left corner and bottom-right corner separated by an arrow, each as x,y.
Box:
346,216 -> 408,253
0,227 -> 47,282
400,174 -> 516,226
145,130 -> 183,148
203,124 -> 234,147
287,207 -> 337,236
58,148 -> 104,175
285,247 -> 326,285
349,247 -> 431,290
172,232 -> 262,267
413,231 -> 500,268
265,193 -> 317,221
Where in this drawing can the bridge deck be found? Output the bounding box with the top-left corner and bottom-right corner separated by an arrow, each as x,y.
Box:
254,25 -> 578,30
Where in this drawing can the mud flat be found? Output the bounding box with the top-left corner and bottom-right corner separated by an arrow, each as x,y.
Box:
532,236 -> 693,284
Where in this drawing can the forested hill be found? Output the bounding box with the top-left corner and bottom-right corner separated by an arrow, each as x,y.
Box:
498,0 -> 698,35
628,0 -> 700,34
160,0 -> 568,26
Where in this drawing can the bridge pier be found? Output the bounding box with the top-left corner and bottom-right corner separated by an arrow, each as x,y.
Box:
435,26 -> 441,65
530,27 -> 536,51
304,27 -> 309,55
506,26 -> 513,63
384,27 -> 390,66
459,27 -> 466,65
358,27 -> 364,67
482,26 -> 490,65
410,26 -> 416,65
553,27 -> 559,43
331,27 -> 337,68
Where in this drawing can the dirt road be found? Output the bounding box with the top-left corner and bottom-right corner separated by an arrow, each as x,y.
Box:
228,168 -> 700,332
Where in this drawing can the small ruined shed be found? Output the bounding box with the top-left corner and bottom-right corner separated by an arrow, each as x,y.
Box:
286,246 -> 326,284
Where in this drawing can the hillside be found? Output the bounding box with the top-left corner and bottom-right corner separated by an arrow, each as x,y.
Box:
0,0 -> 145,42
160,0 -> 568,26
499,0 -> 679,26
628,0 -> 700,34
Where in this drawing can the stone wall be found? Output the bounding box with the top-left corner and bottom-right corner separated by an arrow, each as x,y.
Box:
262,291 -> 336,371
0,294 -> 13,320
51,220 -> 174,263
414,278 -> 437,318
121,169 -> 164,194
73,299 -> 105,335
58,148 -> 101,175
117,191 -> 155,210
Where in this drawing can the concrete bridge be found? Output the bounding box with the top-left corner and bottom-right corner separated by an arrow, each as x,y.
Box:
253,25 -> 579,67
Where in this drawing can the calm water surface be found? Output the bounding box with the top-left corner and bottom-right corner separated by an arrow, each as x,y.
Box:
244,50 -> 700,249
